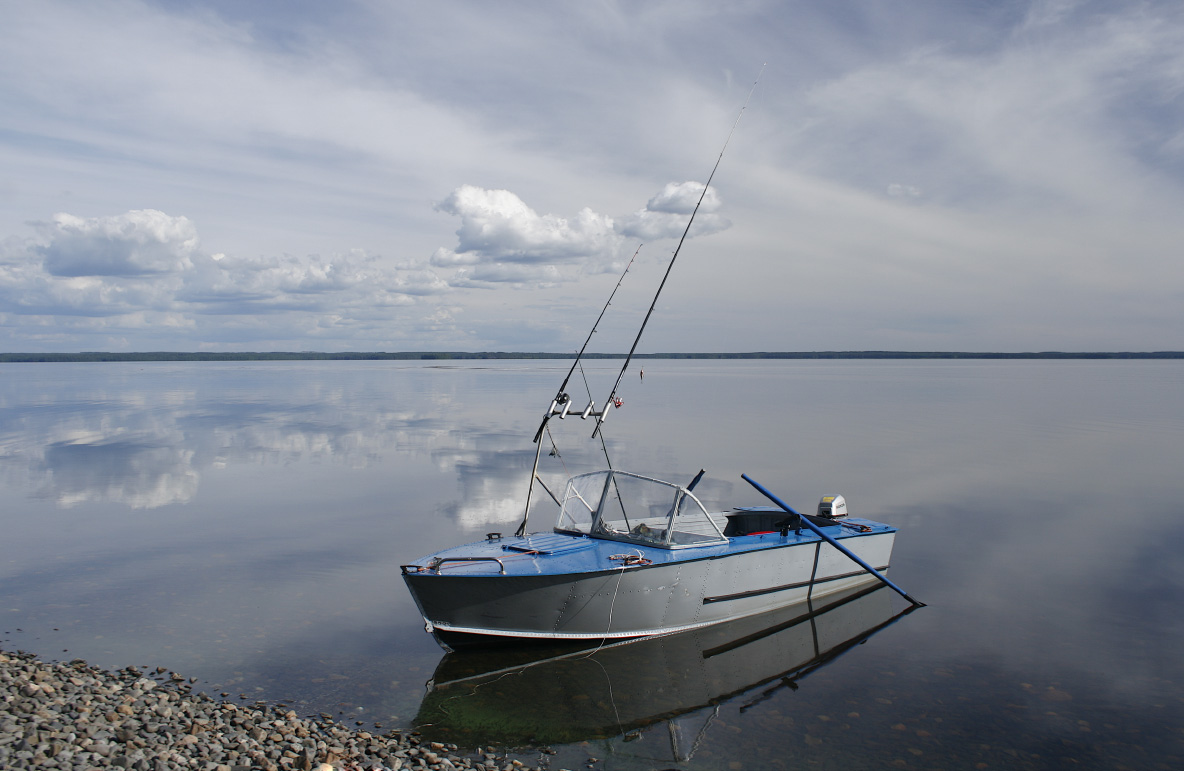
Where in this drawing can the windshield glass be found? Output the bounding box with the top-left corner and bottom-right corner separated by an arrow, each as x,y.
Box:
555,470 -> 727,549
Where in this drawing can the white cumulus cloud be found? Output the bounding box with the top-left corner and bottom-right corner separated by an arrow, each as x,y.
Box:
37,210 -> 199,278
645,181 -> 722,214
434,185 -> 620,265
430,182 -> 732,285
615,181 -> 731,240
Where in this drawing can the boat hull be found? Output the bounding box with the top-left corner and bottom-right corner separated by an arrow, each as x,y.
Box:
403,527 -> 895,648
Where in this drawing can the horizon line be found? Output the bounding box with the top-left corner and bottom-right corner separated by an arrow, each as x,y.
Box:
3,350 -> 1182,362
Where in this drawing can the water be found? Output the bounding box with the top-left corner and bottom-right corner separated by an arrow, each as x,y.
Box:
2,359 -> 1182,769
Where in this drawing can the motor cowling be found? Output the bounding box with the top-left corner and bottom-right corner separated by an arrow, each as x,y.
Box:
817,495 -> 848,518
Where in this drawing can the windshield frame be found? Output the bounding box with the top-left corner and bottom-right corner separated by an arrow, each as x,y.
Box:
554,470 -> 728,550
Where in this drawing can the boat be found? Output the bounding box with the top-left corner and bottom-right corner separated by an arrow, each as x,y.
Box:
413,583 -> 915,751
402,471 -> 914,649
401,74 -> 921,651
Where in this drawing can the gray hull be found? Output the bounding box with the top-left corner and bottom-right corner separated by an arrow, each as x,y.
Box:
403,530 -> 895,646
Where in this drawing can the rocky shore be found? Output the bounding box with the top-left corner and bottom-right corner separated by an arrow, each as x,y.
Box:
1,649 -> 554,771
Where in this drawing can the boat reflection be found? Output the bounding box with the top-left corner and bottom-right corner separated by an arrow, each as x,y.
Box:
414,583 -> 916,749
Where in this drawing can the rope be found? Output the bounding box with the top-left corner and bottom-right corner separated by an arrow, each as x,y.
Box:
578,549 -> 646,658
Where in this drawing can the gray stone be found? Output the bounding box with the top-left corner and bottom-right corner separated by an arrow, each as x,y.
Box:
1,648 -> 550,771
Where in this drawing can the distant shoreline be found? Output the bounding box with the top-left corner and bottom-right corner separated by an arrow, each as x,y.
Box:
2,350 -> 1182,362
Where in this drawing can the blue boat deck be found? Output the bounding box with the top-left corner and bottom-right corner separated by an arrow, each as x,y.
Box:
406,516 -> 895,579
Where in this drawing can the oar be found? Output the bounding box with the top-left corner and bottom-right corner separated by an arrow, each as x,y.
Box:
742,473 -> 925,607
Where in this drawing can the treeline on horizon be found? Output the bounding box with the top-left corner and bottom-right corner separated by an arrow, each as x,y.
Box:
2,351 -> 1182,363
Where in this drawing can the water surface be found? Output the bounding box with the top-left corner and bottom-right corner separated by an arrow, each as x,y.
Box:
2,360 -> 1182,769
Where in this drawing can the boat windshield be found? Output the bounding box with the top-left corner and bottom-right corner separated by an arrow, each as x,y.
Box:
555,470 -> 728,549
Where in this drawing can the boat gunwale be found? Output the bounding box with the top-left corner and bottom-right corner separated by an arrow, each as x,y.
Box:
402,521 -> 896,580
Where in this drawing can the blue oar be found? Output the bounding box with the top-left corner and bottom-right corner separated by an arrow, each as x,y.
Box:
742,473 -> 925,607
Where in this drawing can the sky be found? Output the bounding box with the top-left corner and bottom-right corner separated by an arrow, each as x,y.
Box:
1,0 -> 1182,353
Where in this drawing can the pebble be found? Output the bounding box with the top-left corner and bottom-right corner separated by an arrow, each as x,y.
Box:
1,648 -> 548,771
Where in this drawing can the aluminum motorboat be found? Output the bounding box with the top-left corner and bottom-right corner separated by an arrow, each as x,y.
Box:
402,470 -> 903,649
401,72 -> 921,650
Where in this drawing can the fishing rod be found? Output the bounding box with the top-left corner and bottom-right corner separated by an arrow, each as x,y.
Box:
532,244 -> 643,444
517,245 -> 643,536
593,64 -> 765,438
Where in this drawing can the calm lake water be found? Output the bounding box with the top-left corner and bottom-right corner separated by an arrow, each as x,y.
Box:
2,359 -> 1182,770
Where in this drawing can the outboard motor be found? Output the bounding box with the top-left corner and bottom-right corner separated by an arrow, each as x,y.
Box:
817,495 -> 848,519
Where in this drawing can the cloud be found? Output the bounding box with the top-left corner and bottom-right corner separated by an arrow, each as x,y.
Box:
887,183 -> 922,199
182,251 -> 448,313
451,263 -> 564,289
0,190 -> 733,347
615,181 -> 731,240
434,185 -> 619,265
0,208 -> 451,346
645,181 -> 721,215
794,5 -> 1184,212
1,233 -> 183,319
37,210 -> 198,277
4,2 -> 1184,351
431,182 -> 733,282
428,247 -> 483,268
